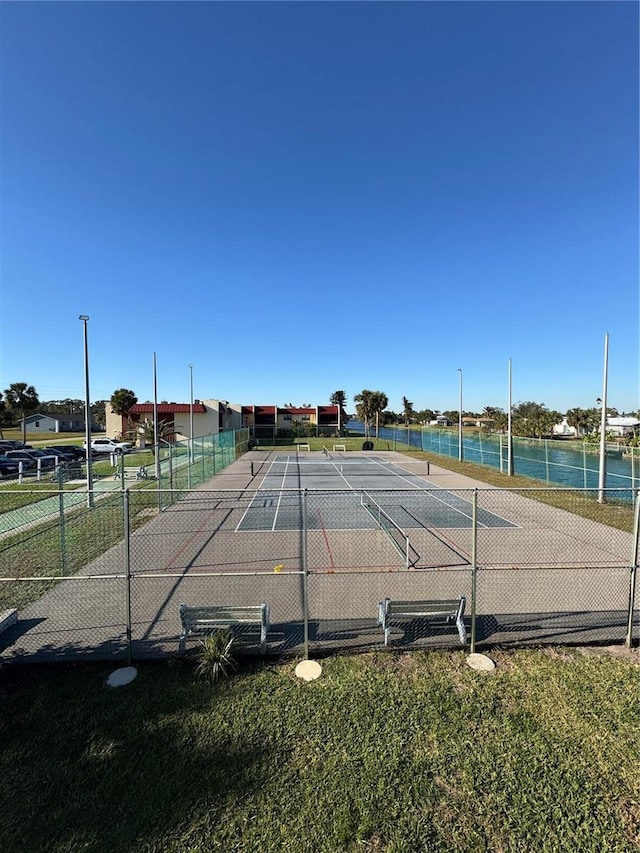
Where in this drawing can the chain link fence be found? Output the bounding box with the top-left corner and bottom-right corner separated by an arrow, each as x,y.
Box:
1,485 -> 637,662
348,422 -> 639,491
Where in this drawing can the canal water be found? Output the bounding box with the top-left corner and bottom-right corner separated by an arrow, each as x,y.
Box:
347,422 -> 638,492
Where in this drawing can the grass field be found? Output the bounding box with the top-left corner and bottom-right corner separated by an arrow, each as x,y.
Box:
0,648 -> 638,853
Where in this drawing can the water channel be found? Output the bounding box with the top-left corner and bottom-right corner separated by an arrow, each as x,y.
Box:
347,421 -> 638,493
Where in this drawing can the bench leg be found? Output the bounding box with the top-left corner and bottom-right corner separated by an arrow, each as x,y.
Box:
178,631 -> 188,655
456,617 -> 467,644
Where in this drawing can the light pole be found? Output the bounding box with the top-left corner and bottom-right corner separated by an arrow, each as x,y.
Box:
507,357 -> 514,476
598,332 -> 609,503
189,364 -> 194,463
79,315 -> 94,508
457,368 -> 463,461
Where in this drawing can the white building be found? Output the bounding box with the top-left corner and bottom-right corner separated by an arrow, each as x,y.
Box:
606,416 -> 640,437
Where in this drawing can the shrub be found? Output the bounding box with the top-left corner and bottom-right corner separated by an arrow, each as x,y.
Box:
194,630 -> 237,684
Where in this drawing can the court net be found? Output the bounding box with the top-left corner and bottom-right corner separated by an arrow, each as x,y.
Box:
250,458 -> 431,478
360,491 -> 420,569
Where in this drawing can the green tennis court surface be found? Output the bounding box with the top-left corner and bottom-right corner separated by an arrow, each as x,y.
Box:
240,453 -> 515,532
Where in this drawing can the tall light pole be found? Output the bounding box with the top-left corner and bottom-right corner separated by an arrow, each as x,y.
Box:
153,352 -> 160,481
189,364 -> 194,463
507,357 -> 514,476
598,332 -> 609,503
457,368 -> 463,461
79,315 -> 93,508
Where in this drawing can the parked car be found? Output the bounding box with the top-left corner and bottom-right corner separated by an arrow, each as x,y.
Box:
0,455 -> 21,478
42,446 -> 76,462
24,449 -> 57,470
0,440 -> 31,451
5,450 -> 37,471
55,445 -> 87,460
84,438 -> 133,455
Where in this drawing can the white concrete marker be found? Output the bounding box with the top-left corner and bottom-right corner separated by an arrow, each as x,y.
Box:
295,660 -> 322,681
106,666 -> 138,687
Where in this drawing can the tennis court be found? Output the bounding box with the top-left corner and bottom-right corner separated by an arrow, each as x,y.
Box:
242,451 -> 515,532
126,450 -> 629,575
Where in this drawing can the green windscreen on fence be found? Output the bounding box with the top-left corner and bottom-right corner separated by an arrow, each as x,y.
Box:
155,427 -> 249,500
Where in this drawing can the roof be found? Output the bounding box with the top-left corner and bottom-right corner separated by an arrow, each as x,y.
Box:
24,413 -> 59,422
129,403 -> 207,414
25,412 -> 88,423
607,416 -> 640,427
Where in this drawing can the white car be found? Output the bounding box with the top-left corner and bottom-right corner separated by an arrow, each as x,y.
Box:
84,437 -> 133,455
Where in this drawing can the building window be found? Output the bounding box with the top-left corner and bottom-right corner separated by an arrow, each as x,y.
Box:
283,414 -> 292,421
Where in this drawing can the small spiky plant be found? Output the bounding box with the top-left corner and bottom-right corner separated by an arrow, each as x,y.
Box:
195,630 -> 237,684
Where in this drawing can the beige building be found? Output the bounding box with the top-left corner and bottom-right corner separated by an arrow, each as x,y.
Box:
106,400 -> 341,443
106,399 -> 242,444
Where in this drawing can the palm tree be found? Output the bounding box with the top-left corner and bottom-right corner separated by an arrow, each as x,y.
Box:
401,396 -> 413,426
370,391 -> 388,438
354,390 -> 375,438
330,390 -> 348,435
134,418 -> 181,453
3,382 -> 40,444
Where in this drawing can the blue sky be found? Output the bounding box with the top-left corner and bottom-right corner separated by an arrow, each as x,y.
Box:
1,1 -> 638,416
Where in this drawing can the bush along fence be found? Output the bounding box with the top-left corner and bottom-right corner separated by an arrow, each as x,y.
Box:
0,483 -> 638,664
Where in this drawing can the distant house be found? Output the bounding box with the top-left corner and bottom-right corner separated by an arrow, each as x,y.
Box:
462,417 -> 495,429
429,416 -> 451,427
21,412 -> 98,433
606,416 -> 640,437
552,417 -> 578,438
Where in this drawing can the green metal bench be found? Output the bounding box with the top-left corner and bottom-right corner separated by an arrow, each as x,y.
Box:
178,603 -> 270,654
377,596 -> 467,645
113,466 -> 148,481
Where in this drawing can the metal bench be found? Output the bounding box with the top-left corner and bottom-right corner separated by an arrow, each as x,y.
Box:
377,596 -> 467,645
178,603 -> 270,655
113,466 -> 148,481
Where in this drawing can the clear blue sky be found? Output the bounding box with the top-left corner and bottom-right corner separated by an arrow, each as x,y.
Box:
1,1 -> 638,416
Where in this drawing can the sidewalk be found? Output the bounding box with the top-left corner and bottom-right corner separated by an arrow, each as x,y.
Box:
0,478 -> 125,538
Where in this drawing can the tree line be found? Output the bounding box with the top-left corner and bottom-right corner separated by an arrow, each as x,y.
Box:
0,382 -> 108,442
333,390 -> 636,442
1,381 -> 636,444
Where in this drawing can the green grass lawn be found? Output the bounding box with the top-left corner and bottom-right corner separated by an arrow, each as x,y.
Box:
0,649 -> 638,853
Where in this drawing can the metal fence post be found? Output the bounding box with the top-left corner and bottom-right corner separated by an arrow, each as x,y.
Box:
302,489 -> 310,660
470,489 -> 478,654
625,489 -> 640,649
57,465 -> 67,575
124,489 -> 133,664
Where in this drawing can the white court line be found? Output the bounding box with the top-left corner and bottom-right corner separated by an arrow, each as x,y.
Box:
336,454 -> 425,491
235,456 -> 284,532
344,455 -> 495,528
271,455 -> 291,530
366,455 -> 519,528
330,462 -> 355,488
414,490 -> 489,527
